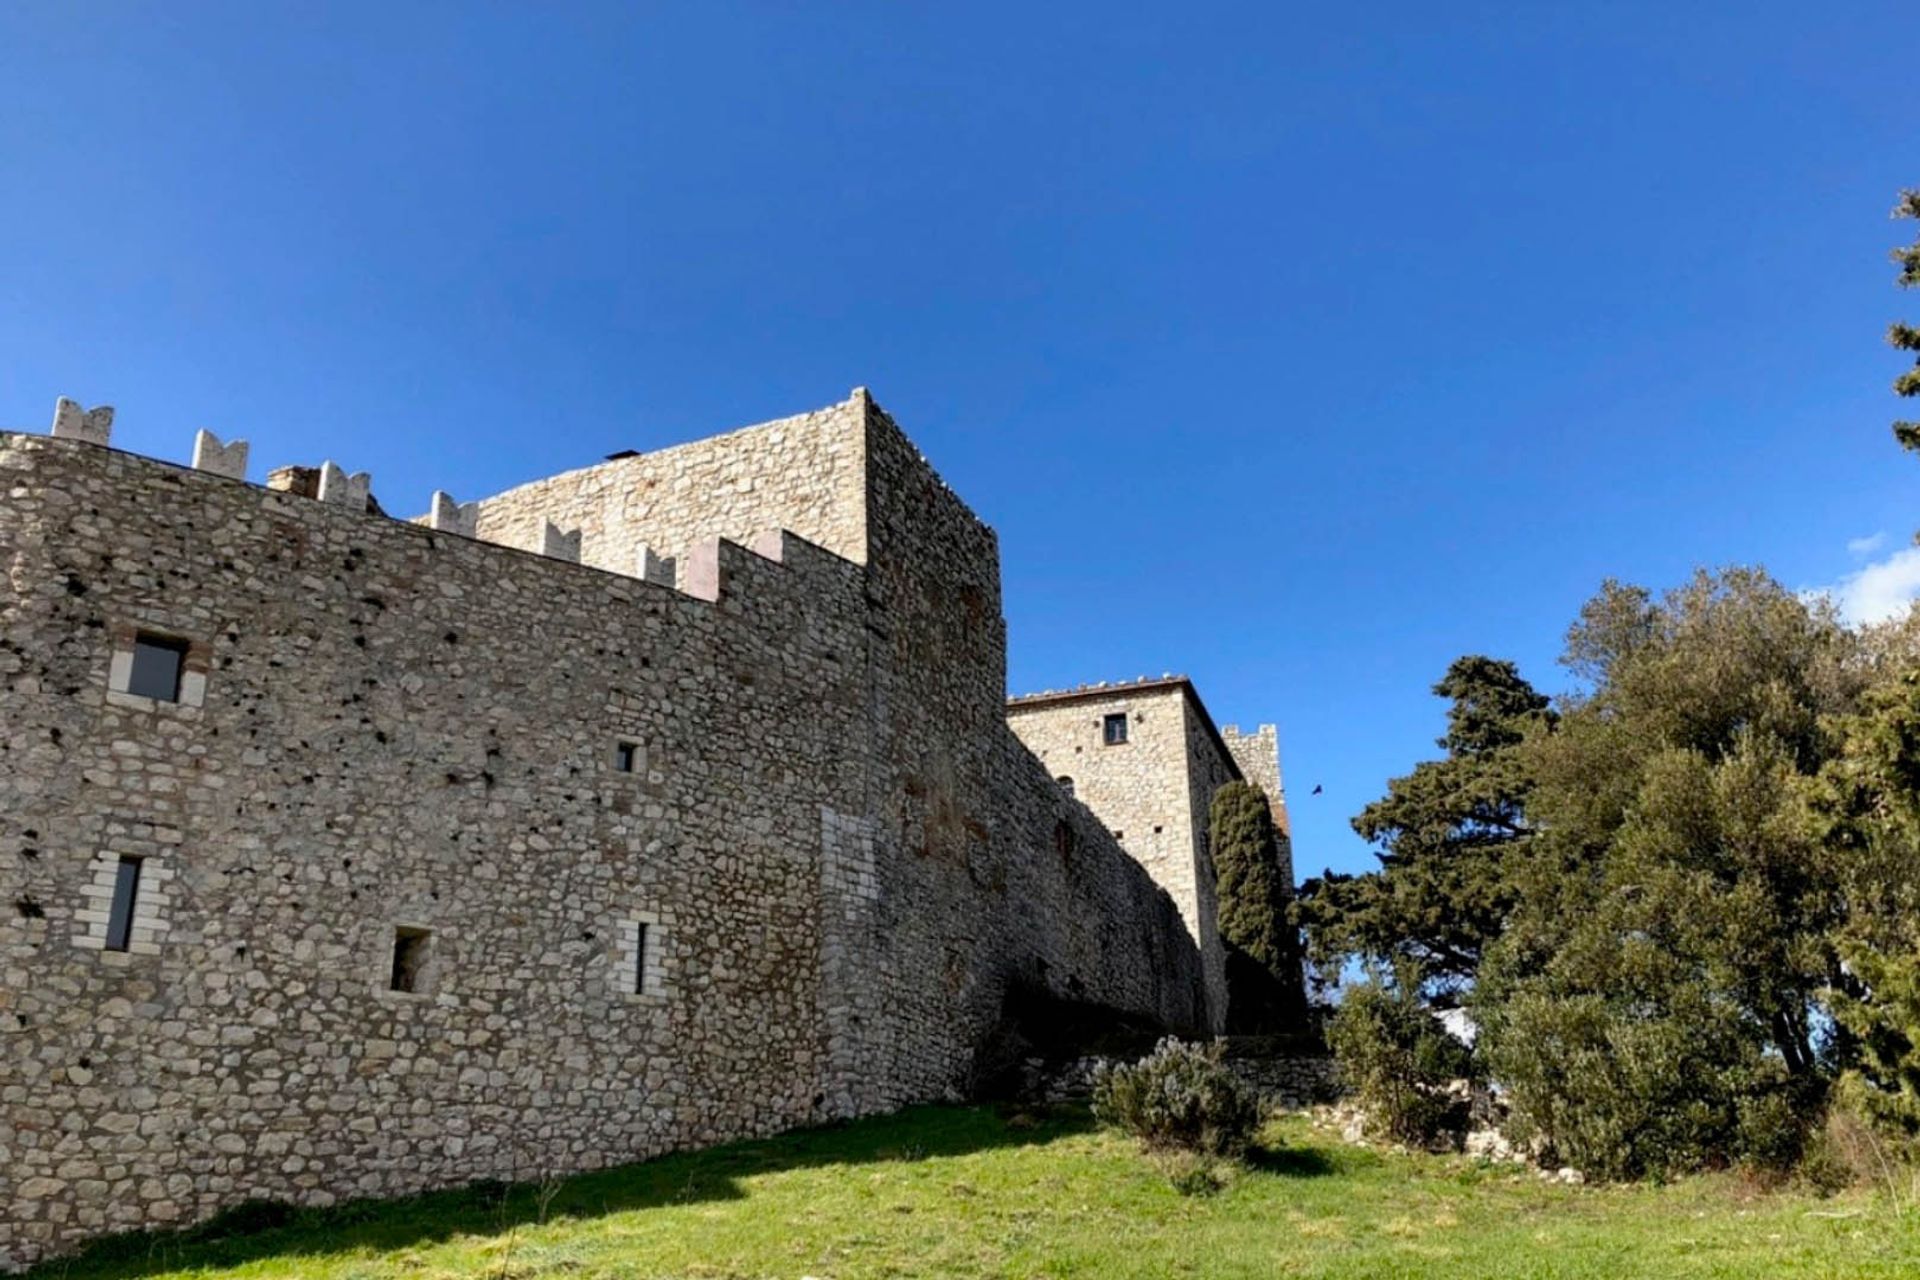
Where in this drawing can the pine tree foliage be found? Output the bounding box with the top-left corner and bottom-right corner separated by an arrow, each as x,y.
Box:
1891,189 -> 1920,452
1810,671 -> 1920,1138
1293,656 -> 1549,998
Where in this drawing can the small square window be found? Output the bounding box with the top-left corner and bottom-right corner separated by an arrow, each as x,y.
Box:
1103,713 -> 1129,746
128,634 -> 188,702
614,741 -> 640,774
389,926 -> 432,993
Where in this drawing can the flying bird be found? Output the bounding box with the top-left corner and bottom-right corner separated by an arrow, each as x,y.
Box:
1311,784 -> 1323,795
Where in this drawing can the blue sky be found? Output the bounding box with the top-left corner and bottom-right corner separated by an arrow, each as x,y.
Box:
2,4 -> 1915,884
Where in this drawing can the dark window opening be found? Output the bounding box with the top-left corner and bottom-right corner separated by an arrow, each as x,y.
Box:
615,741 -> 639,773
390,926 -> 431,993
1054,821 -> 1076,857
633,922 -> 650,994
1103,713 -> 1129,745
105,856 -> 143,952
128,633 -> 188,702
1056,775 -> 1075,798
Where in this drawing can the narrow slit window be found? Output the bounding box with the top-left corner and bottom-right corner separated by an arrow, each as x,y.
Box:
128,633 -> 188,702
633,922 -> 650,994
1103,713 -> 1129,746
104,856 -> 143,952
390,926 -> 431,993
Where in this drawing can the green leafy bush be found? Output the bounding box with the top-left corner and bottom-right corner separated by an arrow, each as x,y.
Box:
1326,978 -> 1473,1148
1090,1038 -> 1262,1158
1476,979 -> 1811,1181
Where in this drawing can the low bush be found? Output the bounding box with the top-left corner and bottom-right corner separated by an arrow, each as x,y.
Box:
1090,1037 -> 1262,1158
1327,979 -> 1473,1149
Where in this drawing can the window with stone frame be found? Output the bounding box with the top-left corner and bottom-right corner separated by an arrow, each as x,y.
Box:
1103,712 -> 1129,745
106,624 -> 207,708
103,857 -> 144,952
73,850 -> 173,956
128,635 -> 187,701
618,911 -> 672,999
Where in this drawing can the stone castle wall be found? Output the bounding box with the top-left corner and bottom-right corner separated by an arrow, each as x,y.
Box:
1006,683 -> 1229,1032
0,394 -> 1207,1272
463,399 -> 869,582
1178,694 -> 1237,1026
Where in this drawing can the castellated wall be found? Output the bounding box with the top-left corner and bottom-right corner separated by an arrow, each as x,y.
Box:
462,399 -> 869,580
0,393 -> 1207,1272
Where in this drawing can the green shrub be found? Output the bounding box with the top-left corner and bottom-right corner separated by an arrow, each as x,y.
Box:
1090,1038 -> 1262,1158
1326,978 -> 1473,1148
1476,982 -> 1809,1181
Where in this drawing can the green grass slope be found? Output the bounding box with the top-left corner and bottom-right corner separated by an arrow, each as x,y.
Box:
32,1106 -> 1920,1279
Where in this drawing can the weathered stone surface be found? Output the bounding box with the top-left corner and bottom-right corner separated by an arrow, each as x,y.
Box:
427,491 -> 477,537
0,390 -> 1222,1271
190,431 -> 249,481
1220,723 -> 1293,845
1008,679 -> 1266,1031
50,398 -> 113,446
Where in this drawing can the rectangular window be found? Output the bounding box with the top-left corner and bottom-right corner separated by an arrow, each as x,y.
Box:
614,741 -> 639,773
633,922 -> 650,994
389,926 -> 431,993
127,633 -> 188,702
104,856 -> 143,952
1103,713 -> 1129,745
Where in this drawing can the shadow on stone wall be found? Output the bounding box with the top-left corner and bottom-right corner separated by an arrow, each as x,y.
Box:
25,1106 -> 1087,1279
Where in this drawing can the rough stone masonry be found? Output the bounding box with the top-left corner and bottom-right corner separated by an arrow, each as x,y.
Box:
0,389 -> 1283,1271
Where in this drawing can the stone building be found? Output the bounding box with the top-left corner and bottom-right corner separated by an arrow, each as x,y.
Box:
0,390 -> 1283,1271
1006,678 -> 1289,1031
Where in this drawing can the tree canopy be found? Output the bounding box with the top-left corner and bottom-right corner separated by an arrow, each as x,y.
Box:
1294,656 -> 1548,999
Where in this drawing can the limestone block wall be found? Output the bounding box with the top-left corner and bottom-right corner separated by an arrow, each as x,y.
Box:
462,398 -> 868,579
0,393 -> 1210,1272
1222,723 -> 1292,848
0,432 -> 875,1268
1178,694 -> 1238,1026
1006,681 -> 1230,1032
819,400 -> 1208,1114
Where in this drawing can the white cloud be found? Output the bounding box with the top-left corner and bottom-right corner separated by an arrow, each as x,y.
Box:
1815,544 -> 1920,626
1848,531 -> 1889,557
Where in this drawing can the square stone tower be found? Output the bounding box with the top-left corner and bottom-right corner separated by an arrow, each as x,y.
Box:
1006,676 -> 1268,1034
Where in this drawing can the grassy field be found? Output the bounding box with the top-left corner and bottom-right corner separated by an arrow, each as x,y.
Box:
32,1105 -> 1920,1280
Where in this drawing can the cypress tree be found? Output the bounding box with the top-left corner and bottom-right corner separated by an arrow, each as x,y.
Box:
1210,781 -> 1304,1032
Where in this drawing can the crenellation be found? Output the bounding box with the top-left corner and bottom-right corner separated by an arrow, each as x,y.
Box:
190,429 -> 249,480
681,535 -> 723,601
50,397 -> 114,446
539,519 -> 583,562
316,460 -> 372,509
636,544 -> 676,586
428,490 -> 478,537
0,390 -> 1249,1272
